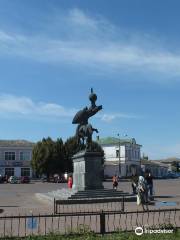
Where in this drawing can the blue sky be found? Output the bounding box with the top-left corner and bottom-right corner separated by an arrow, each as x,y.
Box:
0,0 -> 180,159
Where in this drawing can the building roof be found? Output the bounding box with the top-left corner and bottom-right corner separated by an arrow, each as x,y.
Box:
97,137 -> 142,146
0,140 -> 35,147
157,158 -> 180,163
141,160 -> 168,168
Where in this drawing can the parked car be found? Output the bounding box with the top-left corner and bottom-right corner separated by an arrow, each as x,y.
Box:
175,172 -> 180,178
0,175 -> 4,183
9,176 -> 18,184
53,174 -> 67,183
41,176 -> 48,182
0,176 -> 8,183
59,175 -> 67,183
20,176 -> 30,183
41,174 -> 67,183
166,172 -> 178,179
47,175 -> 60,183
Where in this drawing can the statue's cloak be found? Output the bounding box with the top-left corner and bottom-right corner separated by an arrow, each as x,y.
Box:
72,108 -> 87,124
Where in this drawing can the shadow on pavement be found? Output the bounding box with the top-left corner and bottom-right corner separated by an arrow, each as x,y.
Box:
0,206 -> 19,208
0,209 -> 4,214
154,195 -> 175,198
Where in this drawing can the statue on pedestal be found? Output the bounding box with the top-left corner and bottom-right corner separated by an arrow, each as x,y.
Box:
72,88 -> 102,149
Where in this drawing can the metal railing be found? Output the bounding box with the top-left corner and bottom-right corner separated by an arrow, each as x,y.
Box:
0,208 -> 179,238
54,197 -> 125,214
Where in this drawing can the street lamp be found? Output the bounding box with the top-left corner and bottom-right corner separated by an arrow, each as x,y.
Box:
117,133 -> 121,178
117,134 -> 128,178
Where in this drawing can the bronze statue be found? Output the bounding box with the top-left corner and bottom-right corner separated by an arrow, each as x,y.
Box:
72,88 -> 102,149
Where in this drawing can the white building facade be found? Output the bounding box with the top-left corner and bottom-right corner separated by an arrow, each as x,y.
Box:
98,137 -> 141,177
141,160 -> 168,178
0,140 -> 34,178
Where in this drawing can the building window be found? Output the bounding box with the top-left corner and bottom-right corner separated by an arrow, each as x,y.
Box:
116,150 -> 119,158
125,149 -> 128,158
5,168 -> 14,176
5,152 -> 15,161
20,151 -> 30,161
21,168 -> 30,177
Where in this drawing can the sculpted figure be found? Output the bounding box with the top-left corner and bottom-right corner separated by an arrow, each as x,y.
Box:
72,88 -> 102,149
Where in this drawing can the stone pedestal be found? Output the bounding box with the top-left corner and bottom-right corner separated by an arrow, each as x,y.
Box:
72,151 -> 104,191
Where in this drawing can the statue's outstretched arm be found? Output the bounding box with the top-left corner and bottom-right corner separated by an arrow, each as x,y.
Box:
87,105 -> 102,118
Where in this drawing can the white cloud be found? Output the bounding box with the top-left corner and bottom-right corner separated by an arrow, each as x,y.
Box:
1,8 -> 180,77
0,94 -> 135,123
100,113 -> 139,123
0,30 -> 14,41
0,94 -> 76,119
68,8 -> 97,29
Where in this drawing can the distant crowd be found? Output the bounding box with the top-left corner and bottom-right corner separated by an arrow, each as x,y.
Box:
112,171 -> 154,210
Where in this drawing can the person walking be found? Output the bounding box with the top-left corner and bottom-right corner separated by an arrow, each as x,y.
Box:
131,174 -> 138,194
137,176 -> 148,211
146,172 -> 154,200
112,174 -> 118,190
68,175 -> 73,189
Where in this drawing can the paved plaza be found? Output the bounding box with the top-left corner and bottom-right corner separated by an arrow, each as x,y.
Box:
0,178 -> 179,216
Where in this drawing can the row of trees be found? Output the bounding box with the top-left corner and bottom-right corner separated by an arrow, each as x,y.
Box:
31,136 -> 104,177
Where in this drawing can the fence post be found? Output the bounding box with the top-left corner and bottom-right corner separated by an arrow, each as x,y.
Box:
100,210 -> 105,235
121,197 -> 125,212
53,198 -> 56,214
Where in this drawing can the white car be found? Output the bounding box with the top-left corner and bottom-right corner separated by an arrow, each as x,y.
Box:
8,176 -> 18,184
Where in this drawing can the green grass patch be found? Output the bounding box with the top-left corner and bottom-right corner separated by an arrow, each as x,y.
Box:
2,229 -> 180,240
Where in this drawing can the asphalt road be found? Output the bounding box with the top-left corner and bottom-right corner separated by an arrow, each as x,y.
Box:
0,178 -> 179,215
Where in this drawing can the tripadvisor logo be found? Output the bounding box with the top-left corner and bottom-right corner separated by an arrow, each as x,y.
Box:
135,227 -> 143,236
135,226 -> 174,235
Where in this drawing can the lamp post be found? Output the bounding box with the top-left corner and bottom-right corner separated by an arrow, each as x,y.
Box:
117,134 -> 128,178
117,134 -> 121,178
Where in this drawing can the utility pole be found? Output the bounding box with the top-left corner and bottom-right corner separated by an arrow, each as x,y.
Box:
117,134 -> 128,178
117,133 -> 121,178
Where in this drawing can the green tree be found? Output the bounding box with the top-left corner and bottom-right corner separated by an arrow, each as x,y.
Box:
64,136 -> 79,172
31,137 -> 65,177
64,136 -> 104,172
31,137 -> 52,177
54,138 -> 65,173
91,141 -> 104,165
32,136 -> 104,176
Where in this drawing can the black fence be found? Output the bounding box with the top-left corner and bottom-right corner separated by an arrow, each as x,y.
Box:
0,208 -> 179,238
54,197 -> 125,214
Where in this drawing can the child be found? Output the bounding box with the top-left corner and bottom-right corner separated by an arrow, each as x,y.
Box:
112,175 -> 118,190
